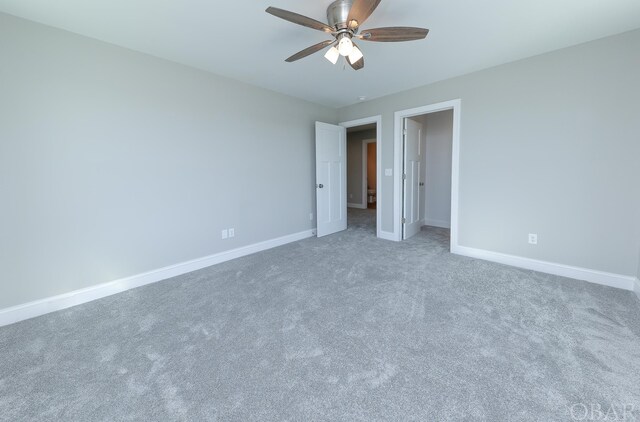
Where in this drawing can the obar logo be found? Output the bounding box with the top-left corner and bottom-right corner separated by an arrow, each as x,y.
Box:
568,403 -> 636,421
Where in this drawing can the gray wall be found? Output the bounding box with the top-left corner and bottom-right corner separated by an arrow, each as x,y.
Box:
339,29 -> 640,277
421,111 -> 453,228
346,129 -> 376,206
0,13 -> 336,308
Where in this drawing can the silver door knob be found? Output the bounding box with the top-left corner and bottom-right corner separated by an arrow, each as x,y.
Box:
317,184 -> 324,189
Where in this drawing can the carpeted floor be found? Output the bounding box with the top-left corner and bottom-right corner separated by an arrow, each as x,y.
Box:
1,208 -> 639,421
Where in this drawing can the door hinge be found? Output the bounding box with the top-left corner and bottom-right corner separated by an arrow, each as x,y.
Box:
403,129 -> 407,136
402,174 -> 407,180
402,217 -> 406,224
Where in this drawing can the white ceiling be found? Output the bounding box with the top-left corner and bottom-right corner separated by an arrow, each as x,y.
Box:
1,0 -> 640,108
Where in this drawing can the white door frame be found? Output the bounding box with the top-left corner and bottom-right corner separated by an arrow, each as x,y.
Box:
393,100 -> 461,250
362,139 -> 376,210
339,115 -> 382,239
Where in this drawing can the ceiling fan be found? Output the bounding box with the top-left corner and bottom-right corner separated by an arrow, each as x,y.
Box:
266,0 -> 429,70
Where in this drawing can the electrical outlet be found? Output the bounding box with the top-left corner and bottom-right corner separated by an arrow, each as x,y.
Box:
309,213 -> 314,221
385,168 -> 393,176
221,229 -> 228,239
228,228 -> 235,238
528,233 -> 538,245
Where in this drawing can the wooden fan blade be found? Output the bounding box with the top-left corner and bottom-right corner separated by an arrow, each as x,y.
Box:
286,40 -> 335,62
266,7 -> 334,33
357,27 -> 429,42
347,0 -> 381,28
348,56 -> 365,71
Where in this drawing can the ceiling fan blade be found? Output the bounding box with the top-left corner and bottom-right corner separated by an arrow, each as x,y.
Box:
285,40 -> 335,62
357,27 -> 429,42
348,56 -> 365,71
347,0 -> 381,28
266,7 -> 334,33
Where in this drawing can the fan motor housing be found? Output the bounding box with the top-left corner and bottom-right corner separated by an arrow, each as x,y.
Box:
327,0 -> 354,30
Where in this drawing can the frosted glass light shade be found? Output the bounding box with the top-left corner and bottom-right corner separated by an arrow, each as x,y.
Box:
338,36 -> 354,56
324,46 -> 340,64
348,46 -> 363,64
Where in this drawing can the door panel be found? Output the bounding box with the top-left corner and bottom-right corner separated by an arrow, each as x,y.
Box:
316,122 -> 347,237
330,161 -> 343,221
317,161 -> 331,225
403,118 -> 423,240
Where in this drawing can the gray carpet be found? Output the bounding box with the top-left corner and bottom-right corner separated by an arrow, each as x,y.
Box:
1,208 -> 639,421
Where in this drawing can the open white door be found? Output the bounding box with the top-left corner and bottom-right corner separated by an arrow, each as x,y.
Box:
403,118 -> 423,239
315,122 -> 347,237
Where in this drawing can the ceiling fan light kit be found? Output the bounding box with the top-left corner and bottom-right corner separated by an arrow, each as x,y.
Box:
266,0 -> 429,71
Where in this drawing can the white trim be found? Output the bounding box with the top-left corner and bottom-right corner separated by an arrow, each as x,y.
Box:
340,115 -> 382,239
635,278 -> 640,301
424,218 -> 451,229
378,230 -> 396,241
0,229 -> 316,327
347,203 -> 366,209
394,99 -> 461,247
453,245 -> 637,291
393,115 -> 402,242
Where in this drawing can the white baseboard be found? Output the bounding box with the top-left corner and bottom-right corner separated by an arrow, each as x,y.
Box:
634,278 -> 640,301
0,229 -> 316,327
452,245 -> 637,291
347,203 -> 367,209
378,230 -> 398,242
424,218 -> 451,229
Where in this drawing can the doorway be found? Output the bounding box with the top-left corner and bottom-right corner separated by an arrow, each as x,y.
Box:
394,100 -> 461,249
340,116 -> 382,238
365,140 -> 377,210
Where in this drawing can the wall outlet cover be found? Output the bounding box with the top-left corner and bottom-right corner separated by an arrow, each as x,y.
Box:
221,229 -> 228,239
